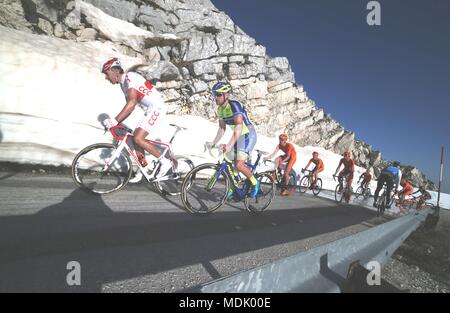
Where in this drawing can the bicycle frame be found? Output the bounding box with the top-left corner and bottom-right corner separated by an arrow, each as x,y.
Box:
210,152 -> 262,200
103,124 -> 181,182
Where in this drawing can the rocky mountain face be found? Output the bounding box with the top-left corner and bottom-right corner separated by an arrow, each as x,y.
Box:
0,0 -> 436,190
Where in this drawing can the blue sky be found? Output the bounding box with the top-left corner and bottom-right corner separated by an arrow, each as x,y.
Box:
211,0 -> 450,193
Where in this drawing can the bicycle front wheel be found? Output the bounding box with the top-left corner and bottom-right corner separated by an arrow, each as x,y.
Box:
244,172 -> 275,213
181,163 -> 229,214
71,143 -> 132,194
355,186 -> 364,200
154,156 -> 194,196
312,178 -> 322,196
298,176 -> 310,193
334,184 -> 345,203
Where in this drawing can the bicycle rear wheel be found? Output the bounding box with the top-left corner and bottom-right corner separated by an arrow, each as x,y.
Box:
334,184 -> 345,203
181,163 -> 229,214
244,172 -> 275,213
377,191 -> 386,216
298,176 -> 309,193
154,156 -> 194,196
71,143 -> 132,194
312,178 -> 322,196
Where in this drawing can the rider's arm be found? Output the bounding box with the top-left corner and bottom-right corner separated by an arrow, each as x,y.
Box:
282,149 -> 291,162
304,160 -> 312,170
334,160 -> 343,175
395,169 -> 402,191
226,114 -> 243,150
265,146 -> 279,160
115,88 -> 139,123
211,120 -> 226,147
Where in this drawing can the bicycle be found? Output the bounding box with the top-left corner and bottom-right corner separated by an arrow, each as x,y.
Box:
394,195 -> 432,214
263,159 -> 299,194
376,185 -> 396,216
298,168 -> 322,195
355,178 -> 371,200
333,174 -> 352,203
71,122 -> 194,196
180,147 -> 275,214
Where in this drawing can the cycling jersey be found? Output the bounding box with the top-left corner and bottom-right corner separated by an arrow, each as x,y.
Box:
338,158 -> 355,172
399,181 -> 414,196
360,172 -> 372,182
217,100 -> 253,135
310,158 -> 324,172
120,71 -> 167,133
381,166 -> 402,187
279,143 -> 297,159
120,71 -> 165,112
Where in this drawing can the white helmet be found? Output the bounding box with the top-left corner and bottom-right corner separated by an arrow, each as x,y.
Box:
100,57 -> 122,73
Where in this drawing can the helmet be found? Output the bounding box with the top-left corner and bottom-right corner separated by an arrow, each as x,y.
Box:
392,161 -> 400,168
279,133 -> 288,141
211,81 -> 232,96
101,57 -> 122,73
312,151 -> 319,156
343,151 -> 351,157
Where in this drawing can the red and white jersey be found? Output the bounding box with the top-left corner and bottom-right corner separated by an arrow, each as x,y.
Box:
120,71 -> 164,111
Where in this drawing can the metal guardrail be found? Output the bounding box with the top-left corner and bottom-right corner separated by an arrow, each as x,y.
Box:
190,208 -> 435,293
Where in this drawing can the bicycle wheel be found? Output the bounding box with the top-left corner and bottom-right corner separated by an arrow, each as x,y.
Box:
244,172 -> 275,213
298,176 -> 310,193
154,156 -> 194,196
312,178 -> 322,196
377,191 -> 386,216
72,143 -> 132,194
355,186 -> 364,200
181,163 -> 229,214
365,188 -> 371,199
334,184 -> 345,203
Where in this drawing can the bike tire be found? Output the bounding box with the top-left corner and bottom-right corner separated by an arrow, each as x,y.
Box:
365,188 -> 371,199
355,186 -> 364,200
298,176 -> 309,193
244,172 -> 275,213
377,191 -> 386,216
154,155 -> 194,196
180,163 -> 229,214
71,143 -> 132,194
334,184 -> 345,203
312,178 -> 322,196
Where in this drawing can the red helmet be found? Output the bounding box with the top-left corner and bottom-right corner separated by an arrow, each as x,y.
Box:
101,57 -> 122,73
279,133 -> 288,141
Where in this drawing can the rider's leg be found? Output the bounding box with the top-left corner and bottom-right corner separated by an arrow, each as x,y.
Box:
346,173 -> 353,201
338,171 -> 344,192
385,178 -> 394,208
234,131 -> 259,197
134,128 -> 163,158
282,156 -> 296,187
373,175 -> 386,205
134,128 -> 172,177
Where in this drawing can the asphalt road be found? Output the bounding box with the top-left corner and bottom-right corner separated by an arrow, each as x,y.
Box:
0,172 -> 385,292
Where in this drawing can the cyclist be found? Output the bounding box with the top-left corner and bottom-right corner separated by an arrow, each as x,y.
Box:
373,161 -> 402,209
206,82 -> 259,198
398,177 -> 414,203
412,185 -> 432,209
303,151 -> 324,189
100,57 -> 172,180
264,134 -> 297,196
358,168 -> 372,191
334,151 -> 355,202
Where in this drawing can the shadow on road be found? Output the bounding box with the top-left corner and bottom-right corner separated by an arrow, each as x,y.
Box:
0,187 -> 376,292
